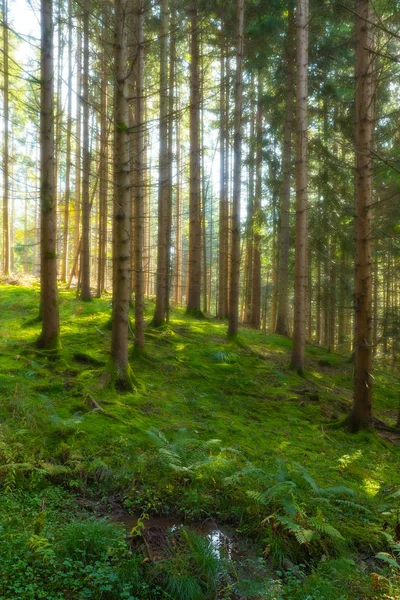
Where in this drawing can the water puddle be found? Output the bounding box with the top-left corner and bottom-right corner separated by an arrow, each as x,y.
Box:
111,512 -> 235,560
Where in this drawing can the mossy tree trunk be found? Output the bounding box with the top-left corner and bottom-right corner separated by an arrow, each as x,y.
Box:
37,0 -> 60,350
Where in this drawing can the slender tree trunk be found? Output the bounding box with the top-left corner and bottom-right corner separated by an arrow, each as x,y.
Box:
72,21 -> 81,284
134,0 -> 145,353
348,0 -> 374,431
251,73 -> 262,329
243,76 -> 255,324
97,27 -> 109,297
37,0 -> 60,349
107,0 -> 135,389
174,116 -> 182,305
166,8 -> 175,322
228,0 -> 244,337
276,9 -> 295,336
291,0 -> 309,372
2,0 -> 10,276
217,49 -> 229,319
153,0 -> 169,325
61,0 -> 72,282
80,0 -> 91,300
187,0 -> 202,314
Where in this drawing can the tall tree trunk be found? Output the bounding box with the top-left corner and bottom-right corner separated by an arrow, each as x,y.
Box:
174,116 -> 182,305
107,0 -> 135,389
348,0 -> 374,431
166,7 -> 175,322
134,0 -> 145,353
71,20 -> 81,284
187,0 -> 202,314
97,25 -> 109,297
276,8 -> 295,336
251,73 -> 262,329
217,48 -> 229,319
2,0 -> 10,276
80,0 -> 91,300
228,0 -> 244,337
37,0 -> 60,349
153,0 -> 169,325
291,0 -> 309,372
60,0 -> 72,282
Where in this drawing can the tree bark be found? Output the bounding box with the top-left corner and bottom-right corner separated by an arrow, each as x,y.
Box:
276,9 -> 295,336
37,0 -> 60,350
228,0 -> 244,337
187,0 -> 202,314
154,0 -> 169,326
80,0 -> 91,300
251,73 -> 262,329
60,0 -> 72,282
291,0 -> 309,373
217,48 -> 229,319
97,24 -> 109,297
348,0 -> 374,431
107,0 -> 135,389
2,0 -> 10,276
134,0 -> 145,353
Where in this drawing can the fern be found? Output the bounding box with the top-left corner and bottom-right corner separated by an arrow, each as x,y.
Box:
309,517 -> 344,540
207,349 -> 238,364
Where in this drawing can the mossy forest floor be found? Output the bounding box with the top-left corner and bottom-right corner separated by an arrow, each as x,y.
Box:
0,281 -> 399,599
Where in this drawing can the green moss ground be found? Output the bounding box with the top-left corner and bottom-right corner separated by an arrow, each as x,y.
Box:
0,283 -> 399,599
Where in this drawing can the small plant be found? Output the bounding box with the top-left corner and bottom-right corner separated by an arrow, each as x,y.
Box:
154,527 -> 225,600
57,518 -> 127,564
244,461 -> 368,564
376,532 -> 400,571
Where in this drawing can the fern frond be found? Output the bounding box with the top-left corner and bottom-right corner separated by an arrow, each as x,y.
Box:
147,428 -> 168,448
324,485 -> 355,496
376,552 -> 400,570
309,518 -> 344,540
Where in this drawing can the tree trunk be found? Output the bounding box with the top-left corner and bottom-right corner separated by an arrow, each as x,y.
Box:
72,20 -> 81,284
228,0 -> 244,337
276,9 -> 295,336
80,0 -> 91,300
251,73 -> 262,329
134,0 -> 145,353
97,27 -> 109,297
154,0 -> 169,326
217,48 -> 229,319
37,0 -> 60,350
60,0 -> 72,282
2,0 -> 10,276
291,0 -> 309,373
108,0 -> 135,389
187,0 -> 202,314
348,0 -> 374,431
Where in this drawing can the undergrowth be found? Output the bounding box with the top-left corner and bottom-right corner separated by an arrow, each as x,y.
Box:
0,283 -> 399,599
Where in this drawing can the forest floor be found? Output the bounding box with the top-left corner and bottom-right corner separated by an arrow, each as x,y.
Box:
0,281 -> 400,599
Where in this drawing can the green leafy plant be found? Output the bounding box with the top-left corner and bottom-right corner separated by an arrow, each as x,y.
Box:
244,461 -> 368,564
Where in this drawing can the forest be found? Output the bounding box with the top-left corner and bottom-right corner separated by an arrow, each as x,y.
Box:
0,0 -> 400,598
